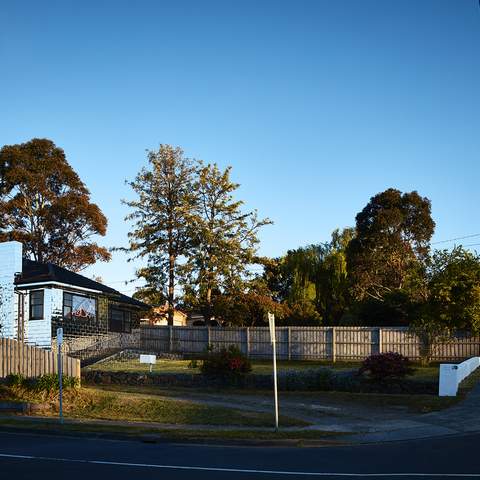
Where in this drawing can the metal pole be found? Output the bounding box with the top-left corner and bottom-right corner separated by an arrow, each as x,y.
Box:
58,347 -> 63,424
272,333 -> 279,432
268,312 -> 279,432
57,327 -> 64,425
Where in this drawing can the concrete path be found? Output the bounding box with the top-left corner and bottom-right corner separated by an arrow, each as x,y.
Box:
3,383 -> 480,444
347,381 -> 480,442
93,381 -> 480,442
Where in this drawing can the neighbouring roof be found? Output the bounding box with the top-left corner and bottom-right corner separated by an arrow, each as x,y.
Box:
15,258 -> 149,309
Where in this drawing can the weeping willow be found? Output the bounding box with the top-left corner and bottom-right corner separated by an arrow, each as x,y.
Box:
280,228 -> 353,324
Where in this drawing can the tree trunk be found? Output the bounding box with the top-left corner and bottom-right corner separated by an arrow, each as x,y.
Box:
205,286 -> 212,326
167,254 -> 175,326
419,336 -> 432,367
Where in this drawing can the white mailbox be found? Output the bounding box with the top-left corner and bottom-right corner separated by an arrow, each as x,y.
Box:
140,354 -> 156,372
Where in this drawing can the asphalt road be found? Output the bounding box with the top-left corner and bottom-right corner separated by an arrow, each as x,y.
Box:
0,430 -> 479,479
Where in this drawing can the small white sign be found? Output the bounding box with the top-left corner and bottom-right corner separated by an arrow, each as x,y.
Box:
56,327 -> 63,346
140,354 -> 156,364
268,312 -> 275,345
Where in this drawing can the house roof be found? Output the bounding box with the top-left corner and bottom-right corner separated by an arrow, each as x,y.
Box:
16,258 -> 149,309
152,305 -> 188,318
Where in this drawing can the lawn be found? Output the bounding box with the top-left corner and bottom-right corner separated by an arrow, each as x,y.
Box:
0,384 -> 307,427
84,358 -> 343,374
95,381 -> 456,414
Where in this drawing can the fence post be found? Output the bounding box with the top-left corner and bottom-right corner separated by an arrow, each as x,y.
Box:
169,326 -> 173,353
246,327 -> 250,357
332,327 -> 336,363
287,327 -> 291,361
378,327 -> 383,354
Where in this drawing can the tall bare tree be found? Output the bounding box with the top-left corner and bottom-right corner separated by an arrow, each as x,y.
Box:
124,145 -> 197,325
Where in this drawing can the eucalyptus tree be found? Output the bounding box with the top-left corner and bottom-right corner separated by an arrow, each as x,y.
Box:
347,188 -> 435,303
0,138 -> 109,271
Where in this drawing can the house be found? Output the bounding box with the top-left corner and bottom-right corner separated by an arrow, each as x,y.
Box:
142,305 -> 188,326
0,241 -> 149,352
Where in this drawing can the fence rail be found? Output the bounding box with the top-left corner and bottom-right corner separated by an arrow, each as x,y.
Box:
0,338 -> 81,379
140,325 -> 480,362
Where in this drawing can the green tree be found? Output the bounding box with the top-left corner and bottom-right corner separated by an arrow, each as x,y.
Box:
131,266 -> 166,307
428,247 -> 480,330
211,277 -> 290,327
124,145 -> 197,324
314,228 -> 353,324
182,163 -> 271,324
347,188 -> 435,303
0,138 -> 110,271
410,247 -> 480,364
261,228 -> 353,325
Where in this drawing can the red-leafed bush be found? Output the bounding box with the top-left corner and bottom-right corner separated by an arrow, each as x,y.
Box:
358,352 -> 414,381
201,345 -> 252,378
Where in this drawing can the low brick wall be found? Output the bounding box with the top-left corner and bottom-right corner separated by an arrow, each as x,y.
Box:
82,368 -> 437,394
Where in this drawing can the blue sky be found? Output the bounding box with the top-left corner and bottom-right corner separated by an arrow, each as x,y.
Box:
1,0 -> 479,295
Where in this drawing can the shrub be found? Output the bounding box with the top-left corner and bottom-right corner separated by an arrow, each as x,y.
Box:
282,368 -> 334,391
5,373 -> 26,387
201,345 -> 252,379
188,359 -> 199,369
4,373 -> 79,393
358,352 -> 414,382
27,374 -> 79,392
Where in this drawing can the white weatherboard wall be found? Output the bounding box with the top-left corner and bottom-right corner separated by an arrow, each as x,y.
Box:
0,241 -> 22,339
439,357 -> 480,396
24,288 -> 58,348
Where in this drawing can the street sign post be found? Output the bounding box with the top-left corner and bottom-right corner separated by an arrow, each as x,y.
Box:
268,312 -> 279,432
57,327 -> 64,424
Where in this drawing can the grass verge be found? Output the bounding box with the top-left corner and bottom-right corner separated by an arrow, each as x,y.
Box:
0,385 -> 307,427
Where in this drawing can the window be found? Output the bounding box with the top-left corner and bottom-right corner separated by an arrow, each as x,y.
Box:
109,308 -> 132,333
63,292 -> 97,322
29,290 -> 44,320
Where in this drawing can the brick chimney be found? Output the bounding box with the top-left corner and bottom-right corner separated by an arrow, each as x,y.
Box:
0,241 -> 23,338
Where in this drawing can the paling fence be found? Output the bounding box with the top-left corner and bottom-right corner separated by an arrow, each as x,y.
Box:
140,325 -> 480,362
0,338 -> 81,379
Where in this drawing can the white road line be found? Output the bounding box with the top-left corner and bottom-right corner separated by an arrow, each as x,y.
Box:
0,452 -> 479,477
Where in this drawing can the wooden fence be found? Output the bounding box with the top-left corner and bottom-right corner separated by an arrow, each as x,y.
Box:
141,326 -> 480,362
0,338 -> 81,379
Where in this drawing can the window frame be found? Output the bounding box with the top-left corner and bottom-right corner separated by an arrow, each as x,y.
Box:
29,289 -> 44,321
109,307 -> 132,333
63,291 -> 98,323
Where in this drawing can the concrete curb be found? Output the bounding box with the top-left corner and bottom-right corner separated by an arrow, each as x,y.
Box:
0,423 -> 345,447
0,416 -> 477,448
